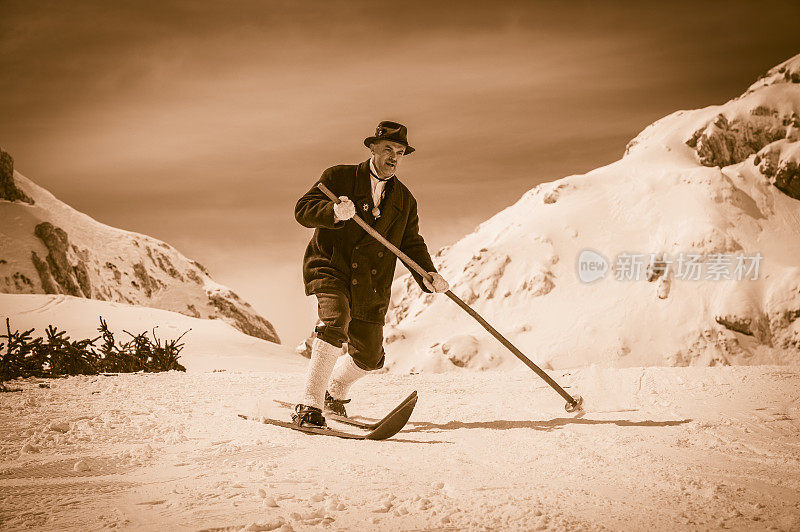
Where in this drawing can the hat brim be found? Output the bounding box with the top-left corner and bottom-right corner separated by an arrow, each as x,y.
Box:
364,137 -> 415,155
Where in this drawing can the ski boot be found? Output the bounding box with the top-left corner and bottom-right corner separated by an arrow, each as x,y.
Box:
324,391 -> 351,417
292,404 -> 326,428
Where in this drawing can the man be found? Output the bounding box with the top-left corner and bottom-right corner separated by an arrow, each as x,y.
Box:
293,121 -> 449,428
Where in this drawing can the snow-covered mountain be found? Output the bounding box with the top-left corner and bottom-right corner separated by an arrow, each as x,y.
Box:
386,54 -> 800,372
0,155 -> 280,343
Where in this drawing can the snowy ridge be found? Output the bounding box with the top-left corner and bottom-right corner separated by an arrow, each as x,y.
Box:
0,294 -> 301,373
0,167 -> 280,343
386,54 -> 800,373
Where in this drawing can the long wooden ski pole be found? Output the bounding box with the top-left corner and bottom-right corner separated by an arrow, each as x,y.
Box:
317,182 -> 583,412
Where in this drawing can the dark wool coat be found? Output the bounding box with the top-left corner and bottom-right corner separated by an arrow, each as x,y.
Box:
295,160 -> 436,324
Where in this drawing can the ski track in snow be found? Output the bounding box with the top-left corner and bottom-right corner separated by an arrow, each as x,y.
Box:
19,295 -> 67,316
1,367 -> 799,531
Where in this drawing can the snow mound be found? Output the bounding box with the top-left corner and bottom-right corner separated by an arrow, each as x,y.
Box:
0,294 -> 301,372
0,160 -> 280,343
386,53 -> 800,373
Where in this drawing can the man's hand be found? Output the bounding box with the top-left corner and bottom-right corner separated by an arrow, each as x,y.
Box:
423,272 -> 449,293
333,196 -> 356,221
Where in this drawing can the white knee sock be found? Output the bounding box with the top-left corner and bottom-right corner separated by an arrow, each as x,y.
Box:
302,337 -> 341,409
328,355 -> 368,400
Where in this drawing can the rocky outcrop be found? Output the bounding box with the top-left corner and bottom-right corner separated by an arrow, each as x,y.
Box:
766,301 -> 800,351
754,140 -> 800,200
147,246 -> 183,281
746,61 -> 800,95
770,160 -> 800,199
132,261 -> 163,297
685,110 -> 795,168
30,251 -> 59,294
685,105 -> 800,200
713,303 -> 799,354
208,291 -> 280,343
441,334 -> 480,368
714,314 -> 770,343
515,270 -> 554,298
0,149 -> 34,204
32,222 -> 91,297
665,328 -> 747,367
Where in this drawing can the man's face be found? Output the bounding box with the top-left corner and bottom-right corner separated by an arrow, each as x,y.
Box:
370,140 -> 405,178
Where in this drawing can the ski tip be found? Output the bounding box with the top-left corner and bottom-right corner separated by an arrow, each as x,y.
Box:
395,390 -> 418,407
406,390 -> 419,408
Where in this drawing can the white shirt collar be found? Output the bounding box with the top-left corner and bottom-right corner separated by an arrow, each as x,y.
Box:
368,157 -> 388,215
369,157 -> 393,182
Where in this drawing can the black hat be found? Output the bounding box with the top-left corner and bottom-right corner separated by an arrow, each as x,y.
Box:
363,121 -> 415,155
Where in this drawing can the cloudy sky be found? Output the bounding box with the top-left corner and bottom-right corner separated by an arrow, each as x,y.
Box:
1,1 -> 798,344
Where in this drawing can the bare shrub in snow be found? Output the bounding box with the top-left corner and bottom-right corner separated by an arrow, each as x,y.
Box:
0,316 -> 187,388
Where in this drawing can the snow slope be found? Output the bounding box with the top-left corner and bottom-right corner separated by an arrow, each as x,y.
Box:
0,294 -> 301,373
0,162 -> 280,343
1,364 -> 798,530
386,54 -> 800,373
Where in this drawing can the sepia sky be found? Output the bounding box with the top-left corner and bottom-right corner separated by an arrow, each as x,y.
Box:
1,1 -> 798,344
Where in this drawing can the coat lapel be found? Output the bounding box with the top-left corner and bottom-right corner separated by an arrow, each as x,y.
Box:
352,159 -> 402,242
352,161 -> 374,224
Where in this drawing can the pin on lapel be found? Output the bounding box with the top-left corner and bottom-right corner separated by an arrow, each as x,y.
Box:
362,202 -> 369,211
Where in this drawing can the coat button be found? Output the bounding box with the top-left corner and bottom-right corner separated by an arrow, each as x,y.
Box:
371,269 -> 377,275
352,263 -> 358,269
377,251 -> 384,258
352,279 -> 358,285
